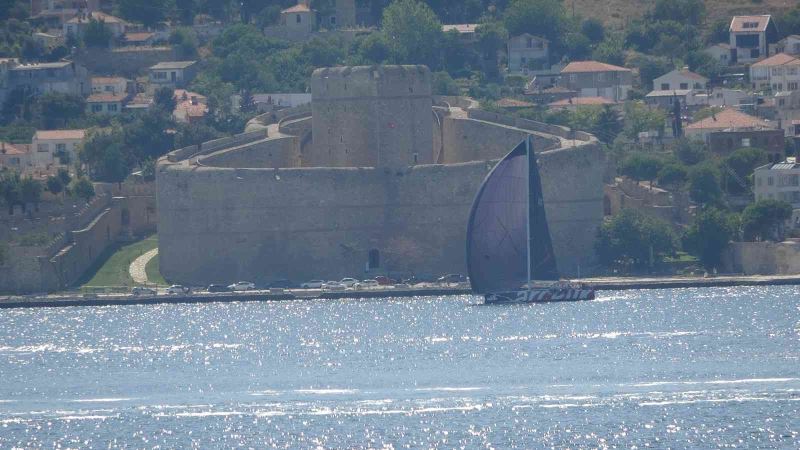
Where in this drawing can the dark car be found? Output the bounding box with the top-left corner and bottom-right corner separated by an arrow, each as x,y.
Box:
268,279 -> 297,289
207,284 -> 232,293
437,274 -> 466,284
374,275 -> 398,286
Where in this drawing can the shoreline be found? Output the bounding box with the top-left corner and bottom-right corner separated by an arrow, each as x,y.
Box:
1,274 -> 799,309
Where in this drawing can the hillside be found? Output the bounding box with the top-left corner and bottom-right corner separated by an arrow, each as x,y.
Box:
566,0 -> 796,29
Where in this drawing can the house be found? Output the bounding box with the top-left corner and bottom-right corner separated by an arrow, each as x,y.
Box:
91,76 -> 128,95
708,129 -> 785,162
241,93 -> 312,112
729,15 -> 778,64
7,61 -> 90,97
31,129 -> 85,168
124,93 -> 152,113
442,24 -> 479,45
703,88 -> 753,108
32,32 -> 61,50
749,53 -> 800,92
0,142 -> 31,172
148,61 -> 198,90
776,35 -> 800,55
121,31 -> 156,47
685,108 -> 774,141
508,34 -> 550,74
64,11 -> 127,39
652,68 -> 708,91
705,43 -> 734,65
547,96 -> 616,111
173,89 -> 208,123
558,61 -> 632,102
754,158 -> 800,205
269,1 -> 317,41
644,90 -> 695,110
319,0 -> 357,29
86,93 -> 126,114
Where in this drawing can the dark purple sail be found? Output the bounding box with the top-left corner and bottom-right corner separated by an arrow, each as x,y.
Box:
466,139 -> 559,294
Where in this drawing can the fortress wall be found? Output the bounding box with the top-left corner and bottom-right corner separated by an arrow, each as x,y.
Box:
157,141 -> 604,285
441,117 -> 559,164
309,65 -> 433,168
200,136 -> 300,169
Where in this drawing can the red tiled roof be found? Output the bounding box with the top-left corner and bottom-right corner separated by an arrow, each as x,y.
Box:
34,129 -> 86,140
751,53 -> 800,67
124,32 -> 154,42
175,100 -> 208,117
548,97 -> 616,106
92,76 -> 127,84
67,11 -> 126,24
87,93 -> 126,103
174,89 -> 207,103
282,3 -> 311,13
676,69 -> 707,81
561,61 -> 630,73
495,97 -> 535,108
686,108 -> 773,130
730,15 -> 771,33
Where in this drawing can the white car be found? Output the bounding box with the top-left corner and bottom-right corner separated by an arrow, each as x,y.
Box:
340,278 -> 358,288
166,285 -> 188,295
131,287 -> 157,296
354,279 -> 379,289
323,281 -> 346,291
228,281 -> 256,291
301,280 -> 324,289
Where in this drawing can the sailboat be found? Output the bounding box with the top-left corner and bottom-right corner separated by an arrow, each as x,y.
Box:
465,136 -> 596,304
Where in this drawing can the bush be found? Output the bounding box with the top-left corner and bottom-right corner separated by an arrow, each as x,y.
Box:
687,163 -> 722,205
683,207 -> 737,270
596,209 -> 677,272
741,200 -> 793,242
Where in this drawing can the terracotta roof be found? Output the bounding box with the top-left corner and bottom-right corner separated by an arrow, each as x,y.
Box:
686,108 -> 773,131
282,3 -> 312,13
548,97 -> 616,106
495,97 -> 535,108
561,61 -> 630,73
92,76 -> 127,84
751,53 -> 800,67
442,24 -> 478,34
175,100 -> 208,117
0,142 -> 28,155
34,129 -> 86,141
730,15 -> 772,33
124,32 -> 154,42
87,93 -> 126,103
66,11 -> 126,24
174,89 -> 206,103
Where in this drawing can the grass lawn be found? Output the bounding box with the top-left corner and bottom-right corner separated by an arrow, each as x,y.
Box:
145,249 -> 167,286
82,234 -> 160,289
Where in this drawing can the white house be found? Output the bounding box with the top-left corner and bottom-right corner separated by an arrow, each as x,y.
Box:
31,129 -> 85,168
777,35 -> 800,55
442,24 -> 479,44
559,61 -> 633,102
703,88 -> 753,107
508,34 -> 550,74
91,76 -> 129,95
64,11 -> 128,39
704,43 -> 733,65
754,158 -> 800,205
685,108 -> 774,141
652,69 -> 708,91
148,61 -> 198,90
87,93 -> 126,115
749,53 -> 800,92
0,142 -> 31,172
729,15 -> 778,64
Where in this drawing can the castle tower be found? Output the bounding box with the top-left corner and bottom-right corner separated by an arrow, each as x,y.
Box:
309,65 -> 434,169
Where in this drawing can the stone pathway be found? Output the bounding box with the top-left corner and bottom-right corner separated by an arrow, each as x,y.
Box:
129,248 -> 158,284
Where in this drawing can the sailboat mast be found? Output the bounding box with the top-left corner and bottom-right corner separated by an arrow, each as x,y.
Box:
526,135 -> 532,289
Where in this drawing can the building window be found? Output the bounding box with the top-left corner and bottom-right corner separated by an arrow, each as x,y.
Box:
368,249 -> 380,269
743,22 -> 759,29
330,16 -> 336,25
154,71 -> 167,80
660,83 -> 669,90
91,104 -> 102,112
768,176 -> 774,186
741,138 -> 751,147
56,143 -> 66,152
789,82 -> 798,90
679,83 -> 688,89
37,144 -> 49,152
296,14 -> 301,23
526,37 -> 533,48
694,83 -> 702,89
757,176 -> 762,187
108,104 -> 118,112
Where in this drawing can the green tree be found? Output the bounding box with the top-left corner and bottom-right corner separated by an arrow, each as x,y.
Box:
623,102 -> 665,141
83,18 -> 113,48
722,147 -> 767,194
0,171 -> 21,215
381,0 -> 444,69
592,34 -> 626,66
79,130 -> 131,183
71,176 -> 95,203
354,33 -> 390,64
564,32 -> 592,60
596,209 -> 677,272
46,175 -> 64,196
741,200 -> 793,242
657,162 -> 687,188
256,5 -> 282,28
19,176 -> 42,213
683,207 -> 736,270
673,138 -> 707,165
651,0 -> 705,26
706,18 -> 730,44
432,71 -> 459,95
687,163 -> 723,205
593,105 -> 623,144
581,18 -> 605,44
621,153 -> 663,186
504,0 -> 566,45
36,92 -> 85,128
117,0 -> 166,27
56,167 -> 71,187
169,27 -> 198,58
475,20 -> 508,78
153,86 -> 177,113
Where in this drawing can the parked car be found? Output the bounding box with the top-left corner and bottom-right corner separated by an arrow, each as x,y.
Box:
437,274 -> 466,284
131,286 -> 157,296
268,279 -> 297,289
403,275 -> 436,285
354,279 -> 379,289
374,276 -> 398,286
323,281 -> 346,291
340,278 -> 358,288
228,281 -> 256,291
207,284 -> 231,293
167,285 -> 189,295
301,280 -> 325,289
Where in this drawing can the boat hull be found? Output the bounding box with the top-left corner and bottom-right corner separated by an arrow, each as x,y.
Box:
484,288 -> 595,304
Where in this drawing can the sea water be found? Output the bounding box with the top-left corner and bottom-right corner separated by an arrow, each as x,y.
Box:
0,286 -> 798,448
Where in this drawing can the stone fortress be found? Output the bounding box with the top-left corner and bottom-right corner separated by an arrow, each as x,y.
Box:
157,65 -> 605,286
